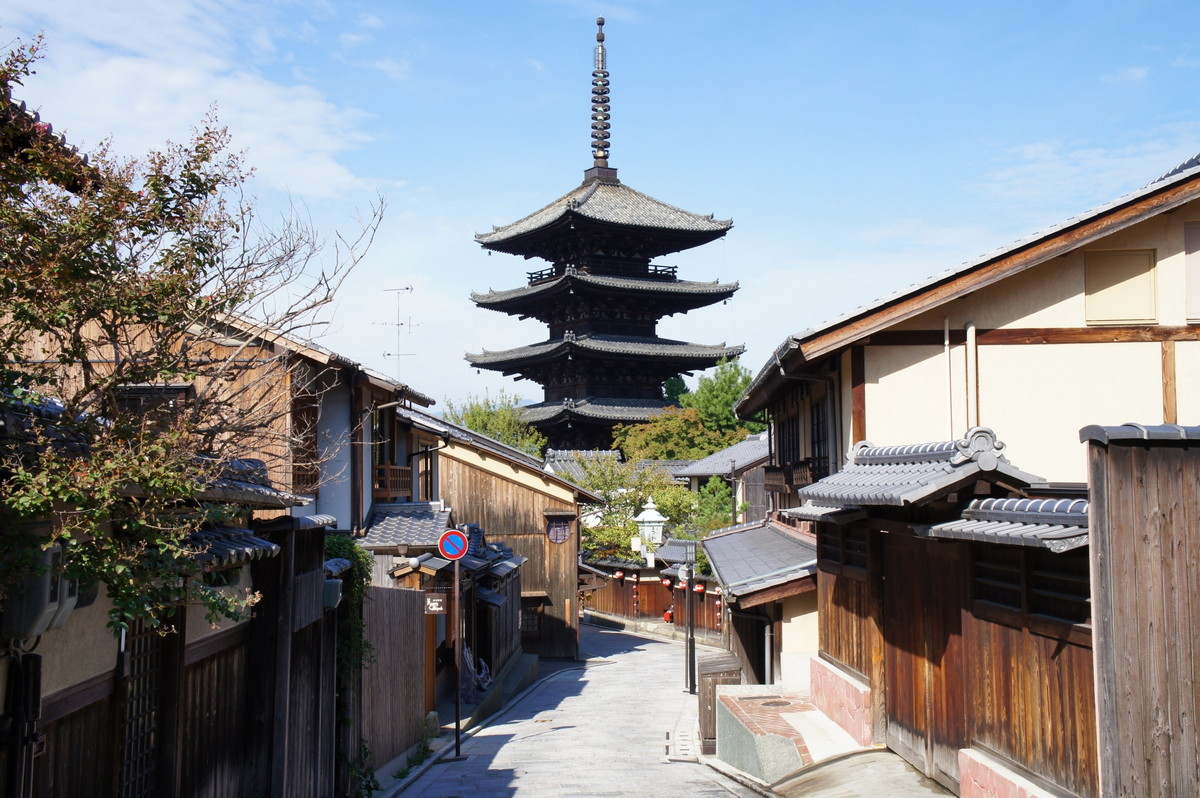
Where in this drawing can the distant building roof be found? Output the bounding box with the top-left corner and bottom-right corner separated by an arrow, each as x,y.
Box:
795,427 -> 1042,508
676,432 -> 769,478
702,521 -> 817,605
927,497 -> 1088,553
544,448 -> 621,482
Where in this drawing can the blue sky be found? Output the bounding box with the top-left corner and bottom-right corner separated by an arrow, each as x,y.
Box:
7,1 -> 1200,408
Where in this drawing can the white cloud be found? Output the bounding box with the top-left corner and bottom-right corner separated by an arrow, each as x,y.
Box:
8,0 -> 377,200
524,57 -> 545,71
340,32 -> 370,49
370,58 -> 412,82
358,14 -> 385,29
1103,66 -> 1149,86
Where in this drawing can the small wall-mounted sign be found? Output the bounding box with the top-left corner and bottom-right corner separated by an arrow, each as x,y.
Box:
425,592 -> 447,615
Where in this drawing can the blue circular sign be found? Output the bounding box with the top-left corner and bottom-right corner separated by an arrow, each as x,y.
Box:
438,529 -> 468,560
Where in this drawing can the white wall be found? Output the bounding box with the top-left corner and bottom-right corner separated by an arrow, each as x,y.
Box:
779,590 -> 819,689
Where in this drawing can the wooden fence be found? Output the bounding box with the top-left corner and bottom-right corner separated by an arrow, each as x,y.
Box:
361,586 -> 428,768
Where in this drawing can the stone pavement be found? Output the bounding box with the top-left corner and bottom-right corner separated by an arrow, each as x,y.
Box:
392,624 -> 765,798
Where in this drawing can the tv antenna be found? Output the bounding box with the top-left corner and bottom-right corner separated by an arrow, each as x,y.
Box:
373,287 -> 418,371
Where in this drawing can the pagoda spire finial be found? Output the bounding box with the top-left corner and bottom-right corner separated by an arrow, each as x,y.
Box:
590,16 -> 611,169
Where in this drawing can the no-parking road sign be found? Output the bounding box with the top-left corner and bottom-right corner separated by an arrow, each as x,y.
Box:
438,528 -> 469,561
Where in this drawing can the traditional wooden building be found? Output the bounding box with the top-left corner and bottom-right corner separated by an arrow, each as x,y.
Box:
362,405 -> 599,660
676,432 -> 771,523
468,18 -> 742,449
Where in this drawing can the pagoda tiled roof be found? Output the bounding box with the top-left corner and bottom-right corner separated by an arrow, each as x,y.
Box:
467,334 -> 743,370
475,177 -> 732,259
521,398 -> 672,425
471,270 -> 738,307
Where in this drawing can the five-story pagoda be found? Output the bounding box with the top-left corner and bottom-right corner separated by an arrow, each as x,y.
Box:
468,18 -> 742,450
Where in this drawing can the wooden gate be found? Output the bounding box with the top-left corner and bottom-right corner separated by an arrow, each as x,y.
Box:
883,534 -> 966,791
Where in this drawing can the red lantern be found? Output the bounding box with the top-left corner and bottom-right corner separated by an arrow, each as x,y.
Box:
661,577 -> 672,587
614,570 -> 624,580
629,572 -> 639,582
694,583 -> 706,594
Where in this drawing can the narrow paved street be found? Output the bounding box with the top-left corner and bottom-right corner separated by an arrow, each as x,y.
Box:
400,625 -> 762,797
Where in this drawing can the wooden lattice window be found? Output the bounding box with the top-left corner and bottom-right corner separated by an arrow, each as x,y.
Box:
970,543 -> 1091,642
119,617 -> 162,798
817,525 -> 868,579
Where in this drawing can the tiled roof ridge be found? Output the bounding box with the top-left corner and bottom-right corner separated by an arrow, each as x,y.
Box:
851,427 -> 1008,468
963,496 -> 1089,523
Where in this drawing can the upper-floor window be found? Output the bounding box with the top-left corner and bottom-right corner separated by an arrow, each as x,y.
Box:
1084,249 -> 1156,325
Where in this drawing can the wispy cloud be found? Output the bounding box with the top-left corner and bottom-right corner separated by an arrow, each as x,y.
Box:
524,57 -> 545,71
6,0 -> 376,199
358,14 -> 385,29
1103,66 -> 1149,86
370,58 -> 412,82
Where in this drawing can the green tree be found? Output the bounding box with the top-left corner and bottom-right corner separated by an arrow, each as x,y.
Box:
442,389 -> 547,457
680,358 -> 766,434
0,39 -> 380,631
663,374 -> 689,404
612,407 -> 744,461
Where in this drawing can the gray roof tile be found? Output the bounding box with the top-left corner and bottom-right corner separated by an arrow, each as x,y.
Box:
360,503 -> 452,549
476,179 -> 731,245
927,497 -> 1089,553
796,427 -> 1043,508
676,432 -> 769,477
701,521 -> 817,599
471,271 -> 738,305
522,398 -> 673,425
467,334 -> 744,367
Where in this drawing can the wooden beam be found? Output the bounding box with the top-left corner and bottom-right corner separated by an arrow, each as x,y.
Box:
1162,339 -> 1177,424
851,346 -> 866,443
862,325 -> 1200,347
736,574 -> 816,609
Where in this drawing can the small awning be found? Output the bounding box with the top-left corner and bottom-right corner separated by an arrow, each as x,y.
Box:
477,587 -> 508,608
781,503 -> 867,524
490,555 -> 528,578
187,526 -> 280,569
927,497 -> 1088,553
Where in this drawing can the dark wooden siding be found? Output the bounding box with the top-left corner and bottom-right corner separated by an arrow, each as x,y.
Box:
179,633 -> 250,798
439,451 -> 579,658
35,678 -> 116,798
361,586 -> 427,766
964,613 -> 1097,797
1089,441 -> 1200,797
817,565 -> 874,678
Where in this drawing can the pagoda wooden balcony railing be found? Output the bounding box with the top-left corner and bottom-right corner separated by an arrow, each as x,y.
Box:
526,263 -> 680,283
372,465 -> 414,502
764,458 -> 829,492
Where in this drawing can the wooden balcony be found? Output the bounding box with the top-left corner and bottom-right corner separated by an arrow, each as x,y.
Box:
763,458 -> 829,493
372,465 -> 414,502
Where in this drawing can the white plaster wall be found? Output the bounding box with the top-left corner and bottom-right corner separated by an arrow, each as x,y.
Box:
315,385 -> 352,528
1175,340 -> 1200,424
36,593 -> 121,697
977,342 -> 1162,482
186,566 -> 255,643
779,591 -> 818,690
866,345 -> 963,445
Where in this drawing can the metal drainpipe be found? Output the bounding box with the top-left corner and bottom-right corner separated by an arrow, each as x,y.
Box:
763,622 -> 775,685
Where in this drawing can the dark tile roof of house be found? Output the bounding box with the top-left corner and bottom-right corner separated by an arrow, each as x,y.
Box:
795,427 -> 1042,508
186,526 -> 281,569
359,502 -> 452,549
927,497 -> 1088,553
676,432 -> 769,478
701,521 -> 817,600
543,448 -> 622,482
